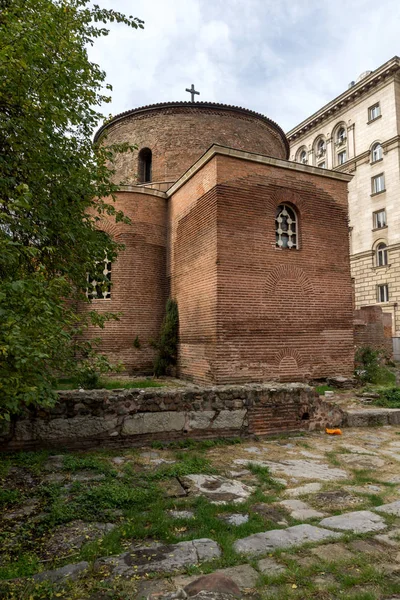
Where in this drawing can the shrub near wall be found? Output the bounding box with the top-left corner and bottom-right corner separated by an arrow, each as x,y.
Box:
0,384 -> 345,451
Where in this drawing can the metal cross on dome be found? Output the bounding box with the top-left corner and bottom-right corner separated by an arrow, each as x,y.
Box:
185,84 -> 200,102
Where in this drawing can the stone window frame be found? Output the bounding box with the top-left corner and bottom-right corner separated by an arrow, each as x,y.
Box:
370,141 -> 383,164
368,102 -> 381,123
377,283 -> 389,303
337,149 -> 347,165
371,173 -> 385,195
314,136 -> 326,162
373,239 -> 389,268
87,256 -> 112,300
275,203 -> 299,250
372,208 -> 387,230
296,146 -> 308,165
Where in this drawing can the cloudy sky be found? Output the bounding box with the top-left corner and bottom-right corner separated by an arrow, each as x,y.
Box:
89,0 -> 400,132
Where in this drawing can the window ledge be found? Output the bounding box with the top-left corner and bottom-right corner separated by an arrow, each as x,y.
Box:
371,158 -> 383,165
371,190 -> 386,197
373,263 -> 391,270
367,114 -> 382,124
372,226 -> 387,232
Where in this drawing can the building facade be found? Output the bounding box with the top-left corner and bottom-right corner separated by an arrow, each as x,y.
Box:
288,56 -> 400,352
84,101 -> 354,384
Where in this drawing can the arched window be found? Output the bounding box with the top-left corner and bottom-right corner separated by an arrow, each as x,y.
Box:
376,242 -> 388,267
276,204 -> 298,249
371,143 -> 383,163
138,148 -> 152,183
337,127 -> 347,144
297,147 -> 307,164
316,138 -> 326,158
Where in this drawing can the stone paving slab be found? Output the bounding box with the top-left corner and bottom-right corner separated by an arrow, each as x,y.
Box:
319,510 -> 387,533
375,500 -> 400,516
233,524 -> 341,556
215,565 -> 259,589
181,475 -> 254,504
279,499 -> 326,520
310,542 -> 354,562
257,557 -> 286,574
234,459 -> 347,481
33,561 -> 89,583
285,482 -> 322,497
95,538 -> 221,576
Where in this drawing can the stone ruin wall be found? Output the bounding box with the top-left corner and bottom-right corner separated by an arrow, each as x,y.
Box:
0,384 -> 345,451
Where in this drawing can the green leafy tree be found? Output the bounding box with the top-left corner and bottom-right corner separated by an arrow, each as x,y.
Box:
0,0 -> 144,417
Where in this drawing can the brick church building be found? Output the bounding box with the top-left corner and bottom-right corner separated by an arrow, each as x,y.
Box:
86,101 -> 354,384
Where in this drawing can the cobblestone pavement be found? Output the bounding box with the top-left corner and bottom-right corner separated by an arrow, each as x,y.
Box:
1,426 -> 400,598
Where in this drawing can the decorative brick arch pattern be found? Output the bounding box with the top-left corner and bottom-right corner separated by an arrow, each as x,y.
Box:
274,347 -> 305,369
265,265 -> 314,298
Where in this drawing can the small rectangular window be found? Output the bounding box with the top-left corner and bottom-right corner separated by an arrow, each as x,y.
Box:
373,209 -> 387,229
337,150 -> 347,165
318,162 -> 326,169
377,284 -> 389,303
368,103 -> 381,121
372,173 -> 385,194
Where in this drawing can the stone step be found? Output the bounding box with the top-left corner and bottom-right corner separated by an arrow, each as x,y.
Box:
344,408 -> 400,427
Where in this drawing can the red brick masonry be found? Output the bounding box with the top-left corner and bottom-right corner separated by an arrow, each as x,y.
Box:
80,103 -> 354,384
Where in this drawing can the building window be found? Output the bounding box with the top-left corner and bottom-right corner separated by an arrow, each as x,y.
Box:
299,150 -> 307,164
316,139 -> 326,158
337,150 -> 347,165
372,173 -> 385,194
138,147 -> 152,183
318,162 -> 326,169
369,103 -> 381,121
371,143 -> 383,163
87,258 -> 112,299
373,209 -> 386,229
376,243 -> 388,267
377,283 -> 389,302
337,127 -> 347,145
276,204 -> 298,249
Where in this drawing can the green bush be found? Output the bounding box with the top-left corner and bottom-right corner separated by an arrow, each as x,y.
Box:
374,387 -> 400,408
355,346 -> 395,385
152,298 -> 179,377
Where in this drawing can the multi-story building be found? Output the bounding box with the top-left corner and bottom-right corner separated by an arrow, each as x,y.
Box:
288,56 -> 400,353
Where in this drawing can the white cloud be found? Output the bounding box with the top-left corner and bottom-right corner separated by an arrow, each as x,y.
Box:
88,0 -> 400,131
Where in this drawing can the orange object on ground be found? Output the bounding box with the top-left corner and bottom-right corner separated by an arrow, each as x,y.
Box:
326,428 -> 342,435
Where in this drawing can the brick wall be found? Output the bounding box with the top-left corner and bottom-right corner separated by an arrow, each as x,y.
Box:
0,384 -> 344,451
80,190 -> 168,373
169,153 -> 354,384
351,247 -> 400,335
101,105 -> 288,186
354,305 -> 393,356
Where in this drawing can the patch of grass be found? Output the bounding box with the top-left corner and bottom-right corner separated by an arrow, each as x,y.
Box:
10,450 -> 50,475
371,386 -> 400,408
56,377 -> 164,390
0,552 -> 40,580
62,453 -> 116,475
150,437 -> 243,450
0,488 -> 23,507
246,463 -> 285,491
315,384 -> 334,395
152,452 -> 217,480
